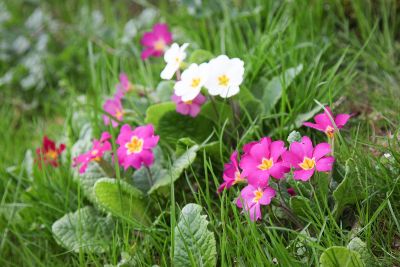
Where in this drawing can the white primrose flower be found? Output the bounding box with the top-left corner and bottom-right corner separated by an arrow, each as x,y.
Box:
174,63 -> 209,101
204,55 -> 244,98
160,43 -> 189,80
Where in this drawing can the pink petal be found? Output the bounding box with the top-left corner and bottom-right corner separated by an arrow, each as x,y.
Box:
293,169 -> 315,181
314,113 -> 332,129
316,156 -> 335,171
243,141 -> 257,154
282,151 -> 301,167
313,142 -> 331,160
269,162 -> 290,179
249,142 -> 268,162
300,136 -> 314,157
303,122 -> 325,131
140,150 -> 155,167
189,104 -> 201,117
176,103 -> 190,115
270,140 -> 286,162
143,135 -> 160,149
153,23 -> 172,44
141,47 -> 156,60
249,204 -> 261,221
334,114 -> 351,128
193,93 -> 207,104
140,32 -> 157,46
133,124 -> 155,138
100,132 -> 111,142
229,151 -> 239,170
259,187 -> 276,205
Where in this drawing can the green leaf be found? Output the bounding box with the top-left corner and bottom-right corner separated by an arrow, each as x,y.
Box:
333,163 -> 366,219
148,145 -> 199,194
261,64 -> 303,113
94,178 -> 149,224
320,246 -> 364,267
292,105 -> 322,129
51,206 -> 114,254
157,111 -> 212,146
74,162 -> 108,203
156,81 -> 175,102
145,102 -> 176,128
347,237 -> 371,265
173,203 -> 217,267
188,49 -> 214,64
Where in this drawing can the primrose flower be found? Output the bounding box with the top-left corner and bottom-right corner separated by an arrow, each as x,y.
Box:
282,136 -> 334,181
103,96 -> 124,128
116,124 -> 159,170
204,55 -> 244,98
73,132 -> 112,174
115,73 -> 132,99
171,93 -> 206,117
140,23 -> 172,60
218,151 -> 246,193
303,106 -> 350,138
239,137 -> 289,187
174,63 -> 209,101
35,136 -> 65,168
161,43 -> 189,80
236,185 -> 275,221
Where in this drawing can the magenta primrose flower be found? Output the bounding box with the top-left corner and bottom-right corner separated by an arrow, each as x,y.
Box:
218,151 -> 246,193
171,93 -> 206,117
115,73 -> 132,99
303,106 -> 350,138
103,96 -> 124,128
140,23 -> 172,60
73,132 -> 112,174
236,185 -> 276,221
116,124 -> 159,170
239,137 -> 289,187
282,136 -> 334,181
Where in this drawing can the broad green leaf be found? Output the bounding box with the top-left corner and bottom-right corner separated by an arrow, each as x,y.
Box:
347,237 -> 371,265
132,165 -> 168,193
74,162 -> 108,203
320,246 -> 364,267
94,178 -> 149,224
145,102 -> 176,128
148,145 -> 199,194
51,206 -> 114,254
155,80 -> 175,102
173,203 -> 217,267
157,111 -> 212,146
201,101 -> 232,123
262,64 -> 303,113
188,49 -> 214,64
333,163 -> 366,219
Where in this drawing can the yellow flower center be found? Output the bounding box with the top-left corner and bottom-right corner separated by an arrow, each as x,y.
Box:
91,149 -> 98,156
299,157 -> 316,170
125,136 -> 144,155
184,100 -> 193,104
154,39 -> 165,51
258,158 -> 274,171
115,109 -> 124,120
218,74 -> 230,86
191,78 -> 201,88
253,189 -> 263,203
233,171 -> 244,184
325,125 -> 335,138
45,150 -> 58,160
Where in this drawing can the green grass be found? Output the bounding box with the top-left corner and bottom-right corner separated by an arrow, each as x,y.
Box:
1,0 -> 399,266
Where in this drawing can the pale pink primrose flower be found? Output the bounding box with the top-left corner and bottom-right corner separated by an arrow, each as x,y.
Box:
115,73 -> 132,99
239,137 -> 289,188
140,23 -> 172,60
303,106 -> 350,138
103,96 -> 124,128
116,124 -> 159,170
282,136 -> 335,181
217,151 -> 246,193
236,185 -> 276,221
73,132 -> 112,174
171,93 -> 206,117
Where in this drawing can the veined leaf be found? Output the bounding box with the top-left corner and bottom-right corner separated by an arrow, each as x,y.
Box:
51,206 -> 114,254
320,246 -> 364,267
173,203 -> 217,267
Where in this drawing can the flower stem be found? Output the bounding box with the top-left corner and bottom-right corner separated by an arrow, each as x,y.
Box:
145,166 -> 154,187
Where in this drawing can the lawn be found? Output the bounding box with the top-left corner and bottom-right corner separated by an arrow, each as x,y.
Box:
0,0 -> 399,266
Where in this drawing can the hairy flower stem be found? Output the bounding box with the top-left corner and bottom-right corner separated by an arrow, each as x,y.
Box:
328,136 -> 335,190
145,166 -> 154,187
175,69 -> 181,81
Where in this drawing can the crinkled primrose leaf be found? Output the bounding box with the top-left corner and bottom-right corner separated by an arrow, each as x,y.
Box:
173,203 -> 217,267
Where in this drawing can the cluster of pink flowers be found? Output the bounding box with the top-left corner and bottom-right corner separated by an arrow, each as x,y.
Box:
219,106 -> 350,221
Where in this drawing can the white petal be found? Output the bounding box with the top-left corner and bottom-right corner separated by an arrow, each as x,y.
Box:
160,63 -> 178,80
219,85 -> 240,98
164,43 -> 180,62
181,88 -> 201,101
174,81 -> 188,96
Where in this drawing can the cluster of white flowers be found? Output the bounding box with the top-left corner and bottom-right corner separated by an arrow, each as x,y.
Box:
160,43 -> 245,101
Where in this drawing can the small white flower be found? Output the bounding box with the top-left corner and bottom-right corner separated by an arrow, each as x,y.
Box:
161,43 -> 189,80
204,55 -> 244,98
174,63 -> 209,101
